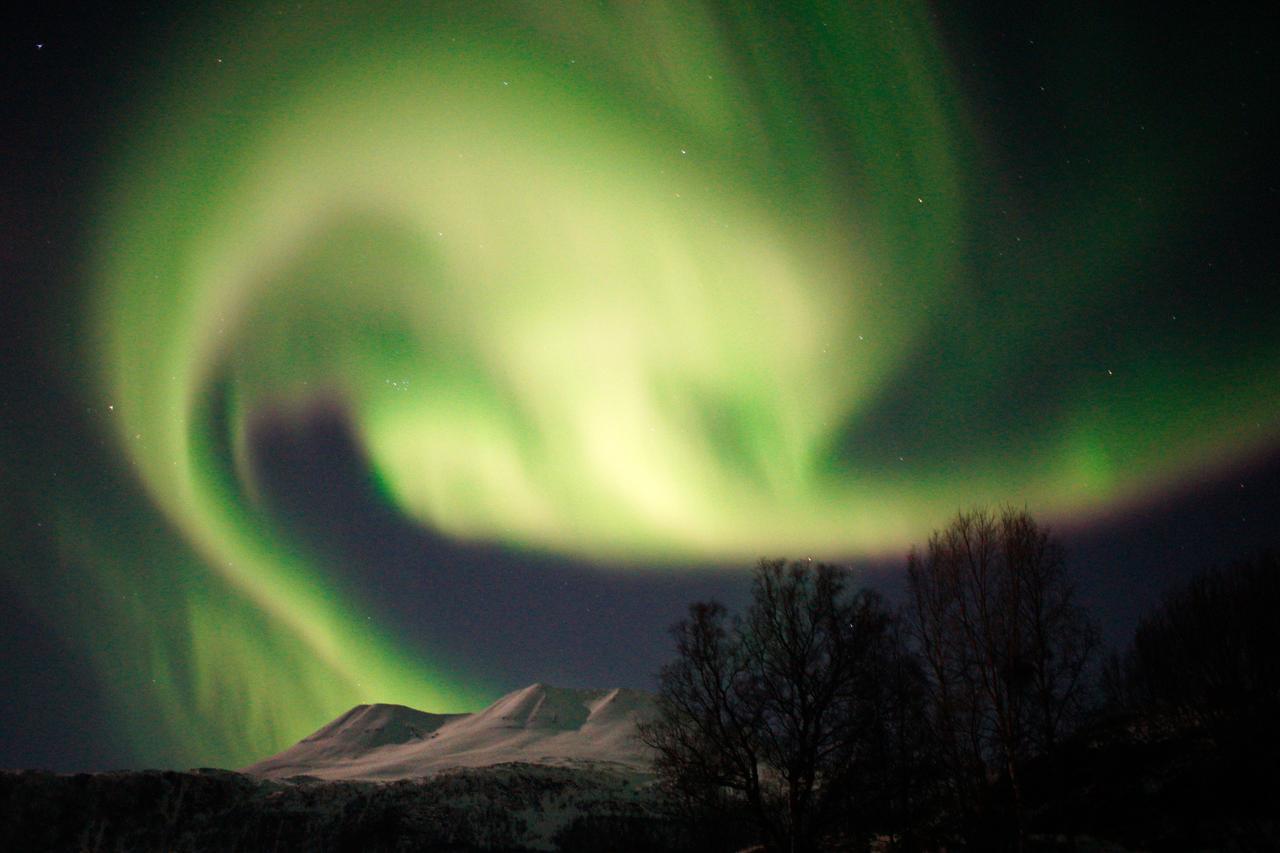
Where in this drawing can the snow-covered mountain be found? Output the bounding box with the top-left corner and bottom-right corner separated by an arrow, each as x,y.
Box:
243,683 -> 657,781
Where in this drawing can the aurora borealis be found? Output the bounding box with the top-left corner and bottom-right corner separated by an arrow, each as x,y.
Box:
3,3 -> 1279,771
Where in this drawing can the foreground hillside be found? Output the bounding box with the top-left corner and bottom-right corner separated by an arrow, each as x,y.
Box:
0,764 -> 672,852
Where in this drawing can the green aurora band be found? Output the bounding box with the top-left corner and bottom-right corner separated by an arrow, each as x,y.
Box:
64,2 -> 1280,765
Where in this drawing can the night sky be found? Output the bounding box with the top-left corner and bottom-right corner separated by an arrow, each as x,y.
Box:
3,2 -> 1277,772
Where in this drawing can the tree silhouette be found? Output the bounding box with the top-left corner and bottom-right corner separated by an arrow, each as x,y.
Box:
905,507 -> 1097,847
640,559 -> 911,853
1120,551 -> 1280,728
1098,551 -> 1280,838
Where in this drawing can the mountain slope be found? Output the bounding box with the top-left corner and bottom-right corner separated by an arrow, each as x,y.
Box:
243,684 -> 657,781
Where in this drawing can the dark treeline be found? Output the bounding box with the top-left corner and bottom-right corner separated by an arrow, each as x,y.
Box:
642,508 -> 1280,853
1103,551 -> 1280,726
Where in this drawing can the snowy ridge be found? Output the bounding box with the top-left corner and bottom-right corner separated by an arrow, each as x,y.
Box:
299,703 -> 465,754
243,684 -> 657,781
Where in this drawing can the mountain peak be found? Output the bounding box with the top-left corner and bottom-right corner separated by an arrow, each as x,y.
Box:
244,684 -> 657,781
476,683 -> 617,731
300,702 -> 463,751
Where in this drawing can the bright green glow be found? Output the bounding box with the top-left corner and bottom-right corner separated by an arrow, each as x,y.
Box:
81,2 -> 1279,765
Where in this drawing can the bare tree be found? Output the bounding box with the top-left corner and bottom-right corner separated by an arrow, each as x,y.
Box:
640,559 -> 906,853
906,507 -> 1097,847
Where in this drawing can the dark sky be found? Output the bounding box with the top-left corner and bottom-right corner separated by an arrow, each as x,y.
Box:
2,3 -> 1277,772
